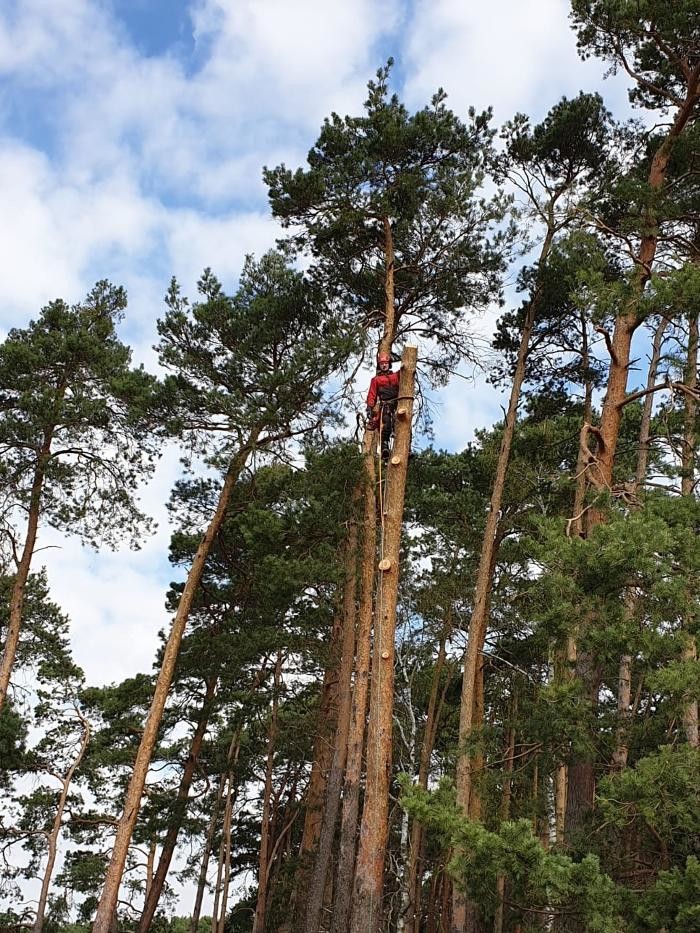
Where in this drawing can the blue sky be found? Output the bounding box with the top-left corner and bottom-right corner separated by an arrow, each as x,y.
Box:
0,0 -> 637,690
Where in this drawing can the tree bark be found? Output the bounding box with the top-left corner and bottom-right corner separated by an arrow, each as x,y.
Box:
452,232 -> 549,928
33,706 -> 90,933
139,677 -> 217,932
493,694 -> 516,933
253,652 -> 283,933
92,435 -> 258,932
212,772 -> 234,933
681,310 -> 699,746
330,432 -> 377,933
0,432 -> 53,710
350,346 -> 417,933
404,617 -> 453,933
305,519 -> 358,933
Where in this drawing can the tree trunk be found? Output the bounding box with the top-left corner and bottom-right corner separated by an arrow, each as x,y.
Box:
139,677 -> 218,932
493,694 -> 516,933
33,707 -> 90,933
350,346 -> 417,933
253,653 -> 283,933
404,619 -> 453,933
609,317 -> 667,773
0,433 -> 53,710
305,520 -> 358,933
293,602 -> 345,923
453,229 -> 555,930
212,772 -> 235,933
330,432 -> 377,933
92,436 -> 258,932
681,310 -> 699,746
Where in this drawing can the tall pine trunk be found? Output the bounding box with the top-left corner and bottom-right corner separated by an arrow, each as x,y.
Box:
0,432 -> 53,710
305,520 -> 358,932
330,432 -> 377,933
350,346 -> 417,933
452,230 -> 550,929
92,437 -> 258,932
253,653 -> 283,933
681,310 -> 699,746
404,616 -> 453,933
33,707 -> 90,933
139,677 -> 217,932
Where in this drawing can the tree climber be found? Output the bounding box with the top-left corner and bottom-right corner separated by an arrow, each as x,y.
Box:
366,351 -> 400,461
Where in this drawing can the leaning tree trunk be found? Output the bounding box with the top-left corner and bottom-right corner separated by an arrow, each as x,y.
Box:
92,435 -> 259,933
0,432 -> 53,711
139,677 -> 218,932
33,707 -> 90,933
350,346 -> 417,933
330,431 -> 377,933
452,240 -> 547,930
305,519 -> 358,933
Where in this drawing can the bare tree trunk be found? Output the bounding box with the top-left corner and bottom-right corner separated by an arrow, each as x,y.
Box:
681,310 -> 699,746
212,774 -> 233,933
139,677 -> 218,932
350,347 -> 417,933
92,436 -> 259,932
190,719 -> 246,933
217,788 -> 234,933
330,432 -> 377,933
611,316 -> 669,773
305,520 -> 358,933
33,706 -> 90,933
293,602 -> 345,924
404,619 -> 452,933
452,225 -> 553,931
253,653 -> 284,933
493,696 -> 516,933
0,433 -> 53,710
145,839 -> 156,902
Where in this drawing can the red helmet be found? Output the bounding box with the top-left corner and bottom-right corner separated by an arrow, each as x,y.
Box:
377,351 -> 392,366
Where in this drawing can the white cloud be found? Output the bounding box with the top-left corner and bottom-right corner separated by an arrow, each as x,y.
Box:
403,0 -> 632,122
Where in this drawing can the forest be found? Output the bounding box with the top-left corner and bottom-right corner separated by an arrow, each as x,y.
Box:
1,2 -> 699,932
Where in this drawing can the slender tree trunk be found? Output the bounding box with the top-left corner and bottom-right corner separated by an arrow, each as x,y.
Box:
33,707 -> 90,933
681,310 -> 699,746
611,316 -> 668,773
379,216 -> 396,356
493,694 -> 516,933
211,774 -> 233,933
191,776 -> 225,933
139,677 -> 218,932
0,434 -> 53,710
253,653 -> 283,933
305,520 -> 358,933
145,839 -> 156,902
190,720 -> 245,933
350,346 -> 417,933
405,619 -> 452,933
293,603 -> 345,923
453,232 -> 555,931
330,432 -> 377,933
93,436 -> 259,932
217,788 -> 234,933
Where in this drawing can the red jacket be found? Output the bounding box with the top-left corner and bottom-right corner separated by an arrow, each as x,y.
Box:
366,369 -> 400,409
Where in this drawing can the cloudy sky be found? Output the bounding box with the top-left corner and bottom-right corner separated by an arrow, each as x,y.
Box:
0,0 -> 635,690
